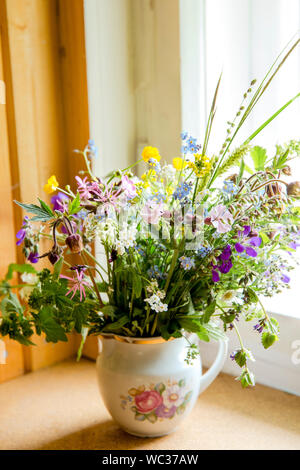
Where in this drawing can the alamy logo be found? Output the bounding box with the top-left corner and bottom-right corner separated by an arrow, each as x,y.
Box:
291,340 -> 300,365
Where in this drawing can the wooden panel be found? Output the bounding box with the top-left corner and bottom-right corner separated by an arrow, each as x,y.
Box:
0,0 -> 86,373
57,0 -> 90,179
0,25 -> 24,382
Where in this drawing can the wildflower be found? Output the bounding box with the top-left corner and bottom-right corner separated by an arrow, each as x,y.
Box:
197,246 -> 210,258
65,233 -> 83,254
85,139 -> 98,158
148,158 -> 161,173
121,175 -> 137,200
223,180 -> 238,195
28,252 -> 39,264
212,245 -> 233,282
188,154 -> 211,177
44,175 -> 59,194
179,256 -> 195,270
141,201 -> 164,225
173,182 -> 192,201
142,146 -> 161,163
182,136 -> 201,154
75,176 -> 92,200
51,192 -> 69,212
173,157 -> 187,170
60,267 -> 90,301
116,223 -> 137,254
181,131 -> 188,140
235,226 -> 262,258
16,217 -> 29,246
230,351 -> 237,360
145,294 -> 168,313
209,205 -> 233,233
253,323 -> 264,334
147,265 -> 164,280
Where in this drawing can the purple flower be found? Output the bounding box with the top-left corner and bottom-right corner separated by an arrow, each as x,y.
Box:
235,226 -> 262,258
16,217 -> 28,246
218,259 -> 233,274
212,245 -> 233,282
281,274 -> 290,284
230,351 -> 237,360
28,252 -> 39,264
51,192 -> 69,212
155,403 -> 176,419
212,270 -> 220,283
253,323 -> 264,334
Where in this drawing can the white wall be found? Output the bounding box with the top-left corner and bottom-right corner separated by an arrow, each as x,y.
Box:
84,0 -> 136,177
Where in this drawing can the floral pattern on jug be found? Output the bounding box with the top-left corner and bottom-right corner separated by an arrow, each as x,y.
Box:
120,378 -> 192,423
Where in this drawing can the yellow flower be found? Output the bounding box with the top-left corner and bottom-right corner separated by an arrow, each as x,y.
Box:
142,146 -> 161,162
44,175 -> 59,194
188,154 -> 211,178
173,157 -> 187,170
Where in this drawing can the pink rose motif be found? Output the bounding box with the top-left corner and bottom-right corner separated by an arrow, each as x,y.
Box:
135,390 -> 163,414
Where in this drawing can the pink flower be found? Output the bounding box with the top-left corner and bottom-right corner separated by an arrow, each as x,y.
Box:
141,202 -> 164,224
75,176 -> 92,200
121,175 -> 137,199
60,268 -> 91,301
209,204 -> 233,233
135,390 -> 163,414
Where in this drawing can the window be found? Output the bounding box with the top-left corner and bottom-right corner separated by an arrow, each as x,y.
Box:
180,0 -> 300,393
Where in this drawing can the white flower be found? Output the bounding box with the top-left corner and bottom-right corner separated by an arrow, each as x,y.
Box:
162,385 -> 184,408
161,164 -> 176,180
21,273 -> 38,284
145,294 -> 168,313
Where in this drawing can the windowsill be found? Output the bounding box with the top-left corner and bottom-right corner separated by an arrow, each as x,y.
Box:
0,359 -> 299,450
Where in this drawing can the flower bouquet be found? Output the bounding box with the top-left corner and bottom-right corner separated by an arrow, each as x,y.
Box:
1,41 -> 300,402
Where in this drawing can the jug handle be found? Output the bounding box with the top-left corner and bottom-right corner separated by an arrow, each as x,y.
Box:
198,338 -> 228,395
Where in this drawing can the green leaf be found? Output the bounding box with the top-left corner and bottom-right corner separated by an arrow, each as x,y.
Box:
101,315 -> 129,332
38,306 -> 68,343
202,301 -> 216,323
262,331 -> 278,349
259,232 -> 270,246
99,305 -> 117,319
273,148 -> 289,170
246,287 -> 259,303
250,146 -> 268,171
14,200 -> 54,222
5,263 -> 37,281
68,192 -> 81,215
1,293 -> 24,317
235,350 -> 247,367
203,321 -> 227,341
38,198 -> 54,217
237,369 -> 255,388
53,257 -> 63,279
132,273 -> 142,299
179,318 -> 210,342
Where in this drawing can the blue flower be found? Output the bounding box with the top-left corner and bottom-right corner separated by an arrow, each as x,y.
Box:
223,180 -> 238,195
173,182 -> 192,201
147,265 -> 163,279
197,246 -> 210,258
148,158 -> 161,173
181,131 -> 188,141
85,139 -> 98,158
179,256 -> 195,270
